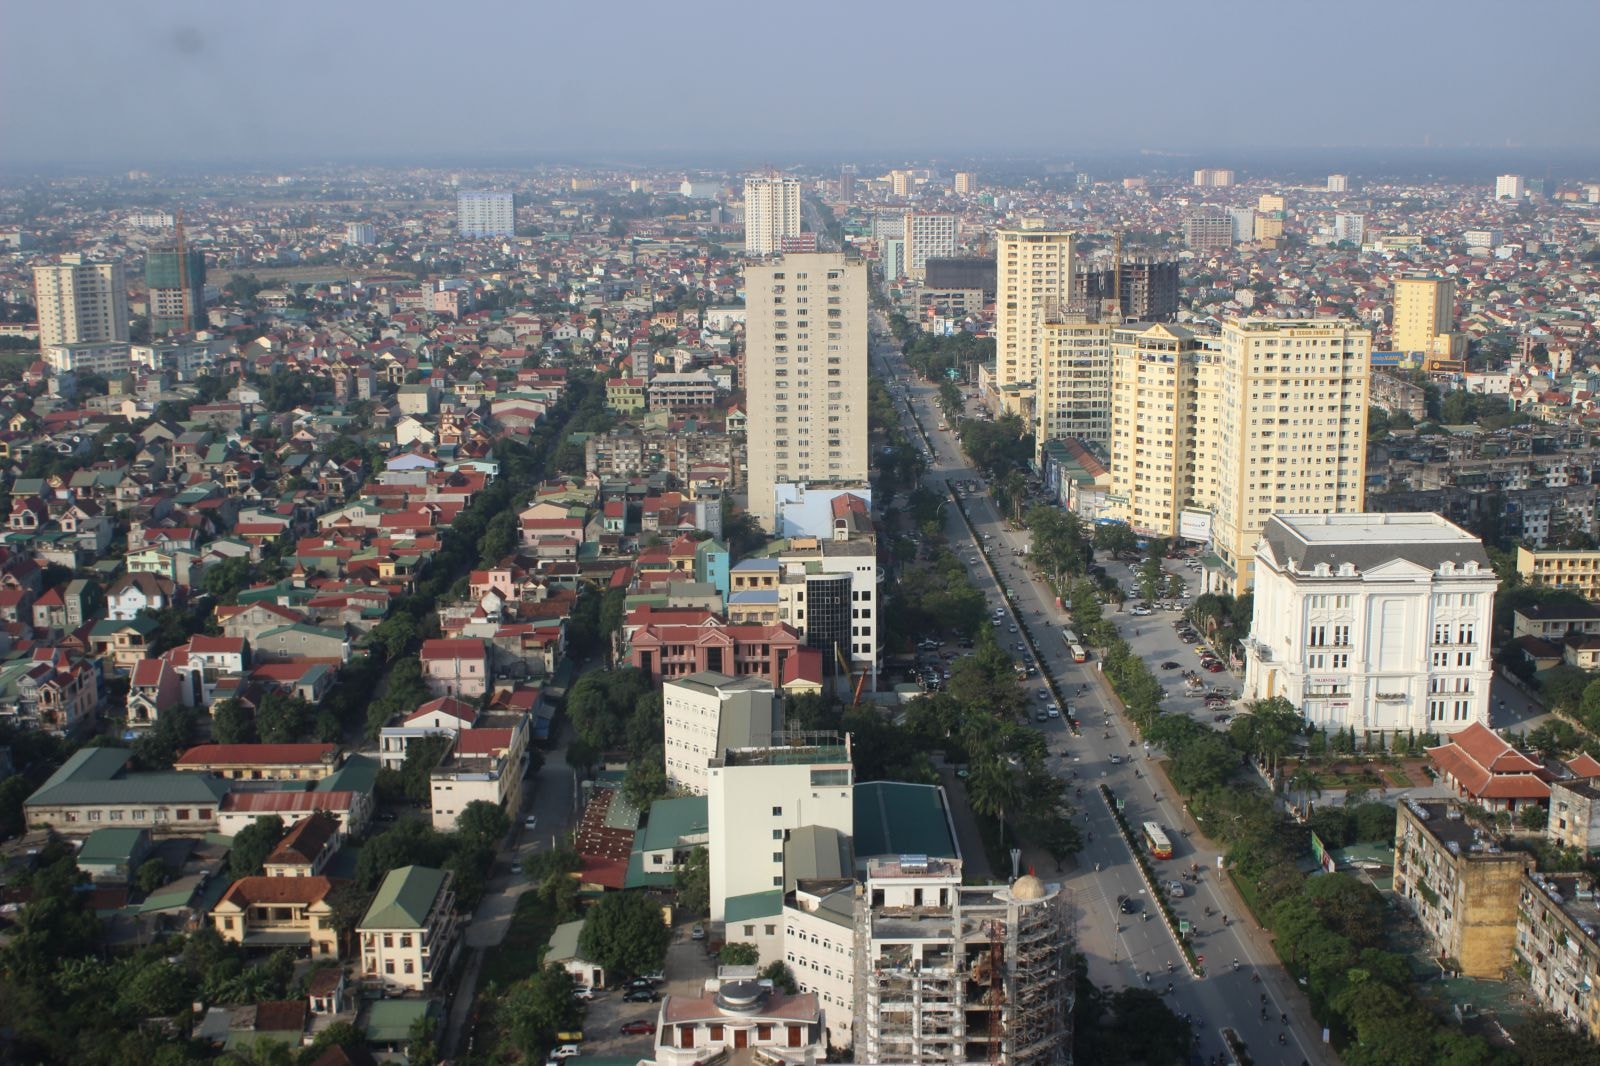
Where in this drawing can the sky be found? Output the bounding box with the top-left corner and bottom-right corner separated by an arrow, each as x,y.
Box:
3,0 -> 1597,169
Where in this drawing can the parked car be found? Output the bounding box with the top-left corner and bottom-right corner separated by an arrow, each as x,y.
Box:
524,815 -> 538,830
1160,661 -> 1181,670
1204,661 -> 1225,673
690,925 -> 705,940
550,1045 -> 582,1060
621,1020 -> 654,1035
624,989 -> 660,1003
573,987 -> 596,1001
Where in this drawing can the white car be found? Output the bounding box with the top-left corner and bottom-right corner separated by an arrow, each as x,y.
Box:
524,815 -> 538,830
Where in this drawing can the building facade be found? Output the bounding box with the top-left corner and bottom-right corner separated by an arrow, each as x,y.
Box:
1242,513 -> 1497,738
1495,174 -> 1526,200
1515,546 -> 1600,599
662,672 -> 779,796
903,213 -> 956,281
743,253 -> 869,531
146,247 -> 206,334
1515,872 -> 1600,1041
1183,214 -> 1233,252
1392,276 -> 1454,355
456,191 -> 514,238
744,176 -> 803,257
358,865 -> 459,993
994,226 -> 1075,417
34,254 -> 129,349
1106,323 -> 1212,536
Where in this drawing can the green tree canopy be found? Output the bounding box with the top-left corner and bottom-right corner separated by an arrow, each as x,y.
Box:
577,891 -> 671,978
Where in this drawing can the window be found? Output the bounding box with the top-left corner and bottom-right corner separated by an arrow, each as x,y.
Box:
772,806 -> 783,816
1308,625 -> 1326,647
384,933 -> 394,948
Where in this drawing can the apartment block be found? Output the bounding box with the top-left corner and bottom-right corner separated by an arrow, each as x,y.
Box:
854,859 -> 1073,1066
1392,276 -> 1455,355
1106,323 -> 1213,537
34,254 -> 129,349
1393,800 -> 1531,977
1192,168 -> 1235,187
1549,779 -> 1600,856
1516,546 -> 1600,599
1071,257 -> 1179,322
1495,174 -> 1526,200
456,191 -> 514,238
994,226 -> 1075,418
1333,213 -> 1366,245
146,247 -> 206,333
903,213 -> 956,281
1206,318 -> 1371,595
1183,213 -> 1233,252
1242,513 -> 1497,738
953,171 -> 976,195
1327,174 -> 1350,192
744,176 -> 803,257
662,671 -> 780,796
743,253 -> 869,531
1369,372 -> 1425,421
1515,872 -> 1600,1040
1037,313 -> 1113,450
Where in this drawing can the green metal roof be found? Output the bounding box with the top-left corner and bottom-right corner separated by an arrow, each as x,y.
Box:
546,917 -> 587,964
364,999 -> 436,1044
852,781 -> 958,863
360,865 -> 446,929
623,844 -> 676,890
77,827 -> 149,866
26,747 -> 230,809
639,796 -> 708,853
723,890 -> 784,925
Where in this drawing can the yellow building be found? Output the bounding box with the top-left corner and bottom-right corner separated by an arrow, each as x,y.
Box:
1393,276 -> 1455,355
1207,319 -> 1370,594
1106,323 -> 1212,536
1257,194 -> 1285,213
1394,801 -> 1530,977
994,225 -> 1075,419
213,875 -> 340,957
1516,545 -> 1600,599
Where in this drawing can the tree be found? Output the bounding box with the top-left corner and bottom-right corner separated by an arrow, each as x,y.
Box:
255,691 -> 311,745
399,733 -> 453,804
1288,767 -> 1324,813
967,758 -> 1022,831
577,891 -> 671,978
674,846 -> 709,918
456,800 -> 510,848
135,857 -> 169,896
719,942 -> 759,966
760,961 -> 798,994
1518,805 -> 1549,831
228,816 -> 285,878
623,754 -> 670,810
499,966 -> 583,1060
212,698 -> 256,745
1509,1012 -> 1600,1064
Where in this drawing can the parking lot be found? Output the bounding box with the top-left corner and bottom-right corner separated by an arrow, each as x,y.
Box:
571,925 -> 718,1063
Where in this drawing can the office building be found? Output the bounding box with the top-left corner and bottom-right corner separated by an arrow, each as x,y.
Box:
1037,312 -> 1113,450
705,734 -> 854,921
924,257 -> 996,298
358,865 -> 459,992
1464,228 -> 1501,252
345,222 -> 376,245
890,169 -> 912,198
456,191 -> 514,238
903,212 -> 957,281
994,225 -> 1076,416
880,239 -> 905,281
1192,168 -> 1235,187
1241,513 -> 1496,737
662,672 -> 779,796
773,521 -> 880,691
1072,257 -> 1179,321
743,253 -> 870,531
1206,319 -> 1371,594
34,254 -> 129,349
855,859 -> 1073,1066
1106,323 -> 1212,535
1227,207 -> 1256,245
1392,276 -> 1455,354
744,176 -> 803,256
1516,871 -> 1600,1041
1327,174 -> 1350,192
953,171 -> 976,195
1333,213 -> 1366,245
1495,174 -> 1526,200
1184,213 -> 1233,252
1257,193 -> 1285,214
1394,800 -> 1532,978
145,247 -> 206,334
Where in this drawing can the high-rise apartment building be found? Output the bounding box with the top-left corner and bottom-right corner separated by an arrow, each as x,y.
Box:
662,672 -> 781,796
1207,319 -> 1371,594
1072,257 -> 1180,322
1392,276 -> 1455,354
345,222 -> 376,245
145,248 -> 206,334
1107,324 -> 1213,536
953,171 -> 976,195
34,254 -> 129,349
1327,174 -> 1350,192
456,191 -> 514,238
1184,213 -> 1233,252
743,176 -> 803,256
889,169 -> 911,198
994,226 -> 1075,417
1037,313 -> 1113,450
1192,168 -> 1235,187
903,212 -> 956,280
744,253 -> 869,531
1227,207 -> 1256,245
1333,213 -> 1366,245
1495,174 -> 1526,200
879,239 -> 905,281
1257,194 -> 1286,214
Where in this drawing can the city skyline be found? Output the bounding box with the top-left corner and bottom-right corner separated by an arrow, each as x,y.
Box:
2,0 -> 1597,167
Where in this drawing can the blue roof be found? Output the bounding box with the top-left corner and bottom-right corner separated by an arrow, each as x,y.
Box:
731,558 -> 780,571
728,590 -> 779,604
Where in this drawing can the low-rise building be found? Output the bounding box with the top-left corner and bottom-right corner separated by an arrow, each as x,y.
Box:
1517,546 -> 1600,599
419,638 -> 490,699
1393,800 -> 1532,977
428,722 -> 528,831
175,743 -> 341,784
1513,601 -> 1600,642
25,747 -> 228,833
662,672 -> 779,795
263,813 -> 341,877
1549,776 -> 1600,857
358,865 -> 459,993
651,975 -> 824,1066
546,917 -> 607,991
378,696 -> 479,770
213,875 -> 339,957
1514,872 -> 1600,1041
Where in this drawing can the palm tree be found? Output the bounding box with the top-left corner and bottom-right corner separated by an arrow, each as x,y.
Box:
1288,768 -> 1324,816
967,758 -> 1023,832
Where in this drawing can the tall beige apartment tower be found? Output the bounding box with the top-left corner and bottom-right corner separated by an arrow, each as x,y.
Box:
1392,276 -> 1454,354
1207,319 -> 1371,595
994,225 -> 1075,420
743,253 -> 869,530
743,176 -> 803,256
1107,323 -> 1215,536
34,254 -> 129,349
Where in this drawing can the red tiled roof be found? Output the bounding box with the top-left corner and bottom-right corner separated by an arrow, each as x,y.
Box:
1566,752 -> 1600,780
405,696 -> 478,725
177,743 -> 338,767
455,728 -> 513,756
222,791 -> 357,815
267,813 -> 340,867
420,638 -> 486,660
219,875 -> 335,907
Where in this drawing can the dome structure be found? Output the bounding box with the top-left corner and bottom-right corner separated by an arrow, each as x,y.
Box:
1011,874 -> 1047,899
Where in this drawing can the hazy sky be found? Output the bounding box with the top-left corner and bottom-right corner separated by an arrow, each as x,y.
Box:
3,0 -> 1597,167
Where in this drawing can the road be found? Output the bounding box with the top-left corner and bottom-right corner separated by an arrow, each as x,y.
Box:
872,323 -> 1333,1066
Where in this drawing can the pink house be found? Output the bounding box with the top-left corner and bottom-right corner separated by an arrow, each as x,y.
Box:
127,657 -> 185,728
419,639 -> 490,699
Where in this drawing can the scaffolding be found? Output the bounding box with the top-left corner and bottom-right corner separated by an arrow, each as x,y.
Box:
855,862 -> 1073,1066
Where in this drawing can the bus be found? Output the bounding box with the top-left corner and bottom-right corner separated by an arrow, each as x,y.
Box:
1061,627 -> 1079,648
1069,643 -> 1087,664
1142,822 -> 1173,860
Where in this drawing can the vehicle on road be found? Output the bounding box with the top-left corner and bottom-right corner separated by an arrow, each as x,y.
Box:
1143,821 -> 1174,860
509,861 -> 522,875
620,1020 -> 654,1035
1160,661 -> 1181,670
1117,895 -> 1136,914
624,989 -> 660,1003
549,1045 -> 581,1060
524,815 -> 538,830
1068,642 -> 1087,663
690,924 -> 705,940
1036,689 -> 1050,700
1047,706 -> 1060,718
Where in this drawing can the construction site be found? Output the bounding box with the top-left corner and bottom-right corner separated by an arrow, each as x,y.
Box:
854,857 -> 1074,1066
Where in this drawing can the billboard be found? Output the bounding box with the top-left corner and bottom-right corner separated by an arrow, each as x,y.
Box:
1179,508 -> 1212,544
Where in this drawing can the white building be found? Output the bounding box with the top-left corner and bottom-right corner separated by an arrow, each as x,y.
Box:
663,672 -> 780,796
903,212 -> 956,280
358,865 -> 459,992
1326,174 -> 1350,192
743,253 -> 870,531
1243,513 -> 1497,739
1495,174 -> 1526,200
706,736 -> 854,922
456,191 -> 514,238
744,176 -> 803,257
34,255 -> 129,350
1333,213 -> 1366,245
345,222 -> 376,246
782,879 -> 859,1049
44,341 -> 132,376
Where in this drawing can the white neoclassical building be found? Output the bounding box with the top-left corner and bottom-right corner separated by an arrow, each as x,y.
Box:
1242,513 -> 1497,739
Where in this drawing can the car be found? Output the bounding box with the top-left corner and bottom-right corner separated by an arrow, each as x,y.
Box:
1160,661 -> 1181,670
1037,689 -> 1049,700
1130,606 -> 1151,617
625,988 -> 660,1003
690,925 -> 705,940
524,815 -> 538,830
1035,709 -> 1048,722
1007,624 -> 1017,633
1014,643 -> 1026,652
1205,661 -> 1225,673
1047,706 -> 1060,719
628,977 -> 655,990
573,987 -> 597,1001
641,971 -> 665,984
510,861 -> 523,875
550,1045 -> 582,1060
1213,714 -> 1233,723
621,1020 -> 654,1035
1181,633 -> 1199,644
991,618 -> 1002,627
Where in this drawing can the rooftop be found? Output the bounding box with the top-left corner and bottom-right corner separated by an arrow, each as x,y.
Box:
1403,800 -> 1526,862
359,865 -> 447,929
1526,873 -> 1600,942
717,743 -> 848,769
639,795 -> 709,853
1262,512 -> 1490,574
853,781 -> 960,863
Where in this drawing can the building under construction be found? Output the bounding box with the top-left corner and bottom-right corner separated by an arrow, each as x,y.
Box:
854,857 -> 1073,1066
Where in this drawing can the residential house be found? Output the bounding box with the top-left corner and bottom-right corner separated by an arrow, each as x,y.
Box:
106,572 -> 179,621
378,696 -> 478,770
428,723 -> 528,831
212,875 -> 339,957
358,865 -> 460,993
89,616 -> 159,675
0,648 -> 101,734
546,917 -> 607,990
252,623 -> 350,663
263,813 -> 342,877
419,638 -> 490,699
126,656 -> 186,729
